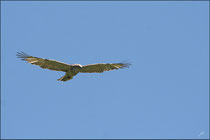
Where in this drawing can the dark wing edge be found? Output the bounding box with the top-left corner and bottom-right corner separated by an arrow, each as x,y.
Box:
117,62 -> 131,69
16,51 -> 70,72
16,51 -> 32,61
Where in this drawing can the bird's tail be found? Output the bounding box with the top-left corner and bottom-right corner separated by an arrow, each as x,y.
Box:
57,73 -> 74,82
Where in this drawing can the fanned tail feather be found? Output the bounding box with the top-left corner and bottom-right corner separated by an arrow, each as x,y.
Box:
57,73 -> 75,82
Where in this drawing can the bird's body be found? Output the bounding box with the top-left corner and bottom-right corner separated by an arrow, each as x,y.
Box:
17,52 -> 130,82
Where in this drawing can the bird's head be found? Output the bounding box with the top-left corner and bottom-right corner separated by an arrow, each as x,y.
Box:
71,64 -> 82,68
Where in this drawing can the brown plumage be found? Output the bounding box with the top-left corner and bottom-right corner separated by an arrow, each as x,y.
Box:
17,52 -> 131,82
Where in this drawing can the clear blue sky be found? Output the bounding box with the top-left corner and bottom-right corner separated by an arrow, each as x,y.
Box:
1,1 -> 209,139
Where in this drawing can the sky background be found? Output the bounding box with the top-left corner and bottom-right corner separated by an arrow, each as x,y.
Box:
1,1 -> 209,139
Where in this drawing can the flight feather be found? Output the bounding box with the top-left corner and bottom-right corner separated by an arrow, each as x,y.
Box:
79,63 -> 130,73
16,52 -> 70,72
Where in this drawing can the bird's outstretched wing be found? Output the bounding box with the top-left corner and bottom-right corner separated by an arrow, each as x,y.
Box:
16,52 -> 70,72
79,63 -> 130,73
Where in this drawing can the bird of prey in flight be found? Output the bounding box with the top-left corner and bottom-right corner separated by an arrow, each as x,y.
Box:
17,52 -> 131,82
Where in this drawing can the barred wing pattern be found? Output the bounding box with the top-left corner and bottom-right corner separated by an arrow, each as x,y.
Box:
17,52 -> 70,72
79,63 -> 130,73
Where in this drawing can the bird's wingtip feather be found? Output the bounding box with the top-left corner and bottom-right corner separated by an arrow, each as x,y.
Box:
16,51 -> 31,60
120,62 -> 131,68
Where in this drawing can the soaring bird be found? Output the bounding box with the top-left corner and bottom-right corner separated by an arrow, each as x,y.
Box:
17,52 -> 131,82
